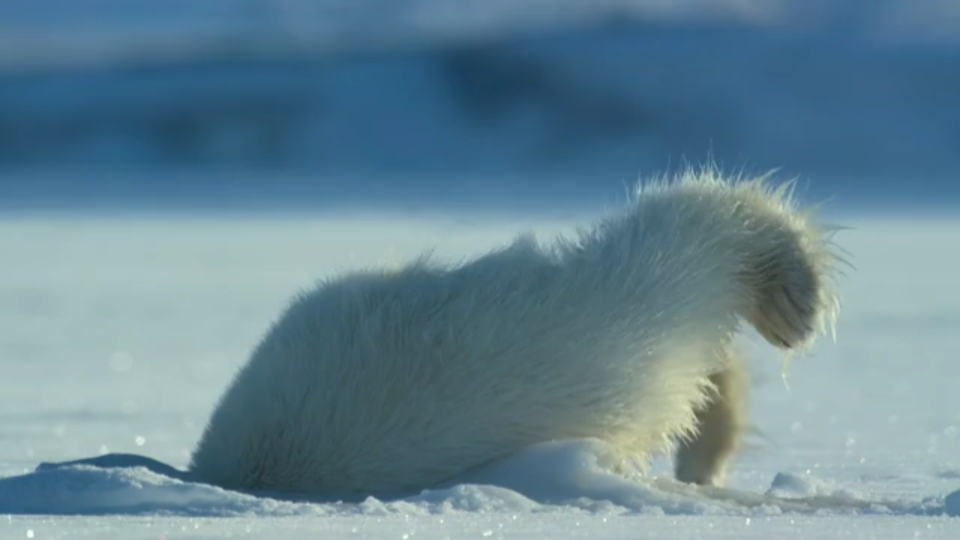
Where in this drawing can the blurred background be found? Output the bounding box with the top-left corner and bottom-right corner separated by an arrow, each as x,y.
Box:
1,0 -> 958,213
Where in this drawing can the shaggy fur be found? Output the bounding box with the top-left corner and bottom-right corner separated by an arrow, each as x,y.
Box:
189,168 -> 843,497
674,348 -> 749,487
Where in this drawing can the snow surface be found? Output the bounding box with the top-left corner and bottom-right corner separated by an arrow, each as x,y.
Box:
1,210 -> 959,537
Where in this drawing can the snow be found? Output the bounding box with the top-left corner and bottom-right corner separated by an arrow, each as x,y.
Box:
0,210 -> 959,537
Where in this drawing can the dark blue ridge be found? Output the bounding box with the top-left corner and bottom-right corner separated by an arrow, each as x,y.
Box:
32,453 -> 417,504
36,453 -> 194,482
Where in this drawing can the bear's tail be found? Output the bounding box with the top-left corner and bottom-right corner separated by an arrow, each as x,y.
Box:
631,168 -> 846,353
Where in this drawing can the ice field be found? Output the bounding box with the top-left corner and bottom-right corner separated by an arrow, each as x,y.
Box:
0,207 -> 959,538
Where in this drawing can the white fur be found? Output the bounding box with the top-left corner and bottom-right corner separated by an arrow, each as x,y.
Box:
189,168 -> 843,497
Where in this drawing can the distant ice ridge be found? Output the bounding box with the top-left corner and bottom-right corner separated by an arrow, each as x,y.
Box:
0,0 -> 957,71
1,0 -> 959,183
3,23 -> 960,186
0,439 -> 953,517
0,0 -> 783,71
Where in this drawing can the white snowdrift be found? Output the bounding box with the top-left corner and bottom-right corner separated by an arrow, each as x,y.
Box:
0,439 -> 951,517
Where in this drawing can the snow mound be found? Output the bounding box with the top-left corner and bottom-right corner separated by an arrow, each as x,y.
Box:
0,440 -> 952,517
0,463 -> 256,516
766,471 -> 862,500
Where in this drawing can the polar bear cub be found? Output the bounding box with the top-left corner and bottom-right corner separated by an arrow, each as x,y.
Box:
189,169 -> 843,497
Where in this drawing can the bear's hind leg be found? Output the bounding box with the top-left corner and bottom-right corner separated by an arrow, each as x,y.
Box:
673,346 -> 748,487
